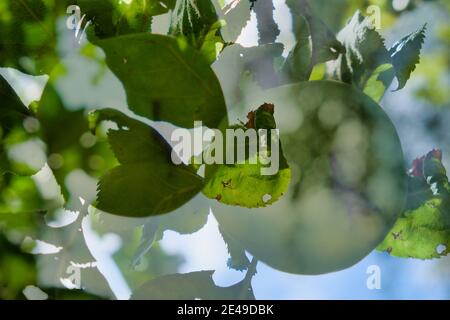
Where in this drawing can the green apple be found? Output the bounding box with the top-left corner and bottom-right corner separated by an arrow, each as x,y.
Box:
213,81 -> 407,275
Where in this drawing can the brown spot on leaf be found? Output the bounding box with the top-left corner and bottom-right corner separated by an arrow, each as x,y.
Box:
245,111 -> 255,129
410,156 -> 425,177
392,230 -> 403,240
429,149 -> 442,161
245,103 -> 275,128
409,149 -> 443,177
221,179 -> 232,189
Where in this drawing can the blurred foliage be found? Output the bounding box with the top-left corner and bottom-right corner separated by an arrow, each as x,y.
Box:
0,0 -> 449,300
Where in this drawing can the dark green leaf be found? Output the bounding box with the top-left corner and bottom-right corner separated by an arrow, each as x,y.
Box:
91,108 -> 204,217
389,24 -> 427,90
0,75 -> 35,176
95,34 -> 227,129
0,76 -> 32,134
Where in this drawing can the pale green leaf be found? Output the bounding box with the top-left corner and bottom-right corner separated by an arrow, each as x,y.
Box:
202,104 -> 291,208
221,0 -> 251,42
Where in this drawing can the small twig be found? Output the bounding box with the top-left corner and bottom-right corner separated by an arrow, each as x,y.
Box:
238,257 -> 258,299
253,0 -> 280,45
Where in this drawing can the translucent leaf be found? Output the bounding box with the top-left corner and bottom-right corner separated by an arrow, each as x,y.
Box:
221,0 -> 252,42
131,266 -> 256,299
219,226 -> 250,271
35,201 -> 115,299
131,194 -> 210,267
212,43 -> 284,107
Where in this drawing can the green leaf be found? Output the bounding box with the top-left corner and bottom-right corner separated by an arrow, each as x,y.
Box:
219,225 -> 250,271
203,162 -> 290,208
0,233 -> 37,299
363,63 -> 395,102
91,108 -> 204,217
169,0 -> 221,48
281,13 -> 312,82
35,83 -> 116,201
131,267 -> 256,299
95,34 -> 227,129
35,203 -> 116,299
389,24 -> 427,91
327,10 -> 390,86
202,104 -> 291,208
79,0 -> 175,39
283,0 -> 344,82
0,75 -> 32,134
378,150 -> 450,259
131,194 -> 210,267
0,75 -> 35,176
327,10 -> 426,95
199,20 -> 226,63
